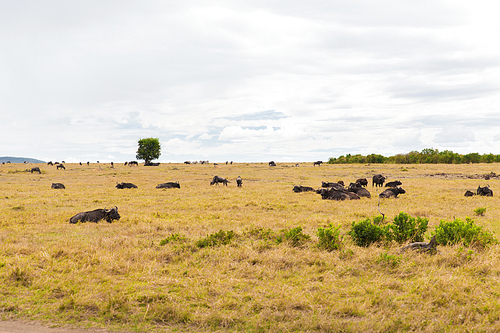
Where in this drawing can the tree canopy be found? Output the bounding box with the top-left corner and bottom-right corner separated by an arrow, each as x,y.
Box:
136,138 -> 161,164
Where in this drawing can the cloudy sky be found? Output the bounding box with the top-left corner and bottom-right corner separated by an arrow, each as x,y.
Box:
1,0 -> 499,163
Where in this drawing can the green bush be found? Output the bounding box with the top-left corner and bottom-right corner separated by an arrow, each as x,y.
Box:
317,223 -> 342,251
349,218 -> 385,247
159,233 -> 187,246
376,252 -> 402,268
384,212 -> 428,244
433,217 -> 497,248
196,230 -> 235,248
276,226 -> 310,247
474,207 -> 487,216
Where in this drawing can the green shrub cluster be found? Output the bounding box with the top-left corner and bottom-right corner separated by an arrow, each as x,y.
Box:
317,223 -> 343,251
276,226 -> 310,247
433,217 -> 497,248
196,230 -> 235,248
348,217 -> 385,247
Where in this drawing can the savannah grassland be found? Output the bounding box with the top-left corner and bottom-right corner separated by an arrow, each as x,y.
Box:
1,162 -> 500,332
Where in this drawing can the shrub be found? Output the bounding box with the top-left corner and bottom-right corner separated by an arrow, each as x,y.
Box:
317,223 -> 342,251
196,230 -> 235,248
159,233 -> 187,246
376,252 -> 402,268
349,218 -> 385,247
433,217 -> 497,248
276,226 -> 310,247
384,212 -> 428,244
474,207 -> 487,216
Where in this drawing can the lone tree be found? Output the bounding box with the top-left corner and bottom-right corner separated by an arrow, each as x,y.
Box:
136,138 -> 161,165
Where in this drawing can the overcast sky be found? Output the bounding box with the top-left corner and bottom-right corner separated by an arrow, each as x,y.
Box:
1,0 -> 499,163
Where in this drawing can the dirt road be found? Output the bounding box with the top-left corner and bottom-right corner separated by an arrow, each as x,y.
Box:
0,320 -> 129,333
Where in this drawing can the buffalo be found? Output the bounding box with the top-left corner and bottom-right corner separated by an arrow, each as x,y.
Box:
116,182 -> 138,189
356,178 -> 368,187
347,182 -> 371,198
321,181 -> 344,190
317,188 -> 359,200
128,161 -> 139,166
379,187 -> 406,198
236,176 -> 242,187
30,167 -> 41,174
313,161 -> 323,166
477,185 -> 493,196
293,185 -> 315,193
145,162 -> 160,166
464,190 -> 475,197
51,183 -> 65,189
385,180 -> 402,187
156,182 -> 180,189
210,176 -> 230,186
269,161 -> 276,167
69,207 -> 120,224
372,174 -> 386,187
57,164 -> 66,170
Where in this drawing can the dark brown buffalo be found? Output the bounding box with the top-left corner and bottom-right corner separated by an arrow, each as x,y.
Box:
51,183 -> 65,189
156,182 -> 180,189
348,182 -> 371,198
379,187 -> 406,198
385,180 -> 402,187
293,185 -> 315,193
211,176 -> 230,186
69,207 -> 120,224
477,185 -> 493,196
372,174 -> 386,187
356,178 -> 368,187
116,182 -> 138,189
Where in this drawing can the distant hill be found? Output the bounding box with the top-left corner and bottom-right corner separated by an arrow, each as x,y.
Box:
0,156 -> 46,164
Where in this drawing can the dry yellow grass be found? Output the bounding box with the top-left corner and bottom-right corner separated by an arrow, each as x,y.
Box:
1,162 -> 500,332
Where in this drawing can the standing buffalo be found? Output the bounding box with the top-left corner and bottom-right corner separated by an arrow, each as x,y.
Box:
210,176 -> 230,186
116,182 -> 138,189
269,161 -> 276,167
293,185 -> 315,193
69,207 -> 121,224
385,180 -> 402,187
313,161 -> 323,166
51,183 -> 65,189
379,187 -> 406,198
30,167 -> 41,174
477,185 -> 493,196
356,178 -> 368,187
372,174 -> 386,187
156,182 -> 180,189
57,164 -> 66,170
236,176 -> 242,187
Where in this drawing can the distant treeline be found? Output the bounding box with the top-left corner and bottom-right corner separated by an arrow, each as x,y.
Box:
328,148 -> 500,164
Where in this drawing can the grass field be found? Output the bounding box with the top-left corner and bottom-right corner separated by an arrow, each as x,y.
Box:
1,162 -> 500,332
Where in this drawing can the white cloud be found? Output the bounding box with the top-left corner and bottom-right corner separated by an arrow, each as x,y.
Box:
433,125 -> 476,143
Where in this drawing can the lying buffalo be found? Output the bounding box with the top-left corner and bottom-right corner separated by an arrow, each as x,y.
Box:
321,181 -> 344,190
51,183 -> 65,189
464,190 -> 475,197
156,182 -> 180,189
317,188 -> 359,200
477,185 -> 493,196
210,176 -> 230,186
379,187 -> 406,198
385,180 -> 402,187
348,182 -> 371,198
293,185 -> 315,193
372,174 -> 386,187
116,182 -> 138,189
69,207 -> 121,224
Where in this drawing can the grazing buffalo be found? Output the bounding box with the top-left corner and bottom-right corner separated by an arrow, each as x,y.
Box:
348,182 -> 371,198
293,185 -> 315,193
372,174 -> 386,187
69,207 -> 120,224
210,176 -> 230,186
156,182 -> 180,189
313,161 -> 323,166
385,180 -> 402,187
236,176 -> 242,187
477,185 -> 493,196
379,187 -> 406,198
269,161 -> 276,167
116,182 -> 138,189
321,181 -> 344,190
47,161 -> 53,166
464,190 -> 475,197
30,167 -> 41,174
128,161 -> 138,166
356,178 -> 368,187
51,183 -> 65,189
184,161 -> 191,164
57,164 -> 65,170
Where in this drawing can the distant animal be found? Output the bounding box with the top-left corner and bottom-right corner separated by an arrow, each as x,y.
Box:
372,174 -> 386,187
156,182 -> 180,189
128,161 -> 138,166
356,178 -> 368,187
236,176 -> 242,187
87,161 -> 90,166
316,188 -> 356,200
69,207 -> 121,224
348,182 -> 371,198
293,185 -> 315,193
269,161 -> 276,167
57,164 -> 65,170
184,161 -> 191,164
79,162 -> 82,165
313,161 -> 323,166
30,167 -> 41,174
47,161 -> 53,166
116,182 -> 138,189
210,176 -> 230,186
379,187 -> 406,198
51,183 -> 65,189
321,181 -> 344,190
477,185 -> 493,196
464,190 -> 475,197
385,180 -> 402,187
144,162 -> 160,166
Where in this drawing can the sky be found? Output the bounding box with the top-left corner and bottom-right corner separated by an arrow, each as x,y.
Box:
1,0 -> 500,163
